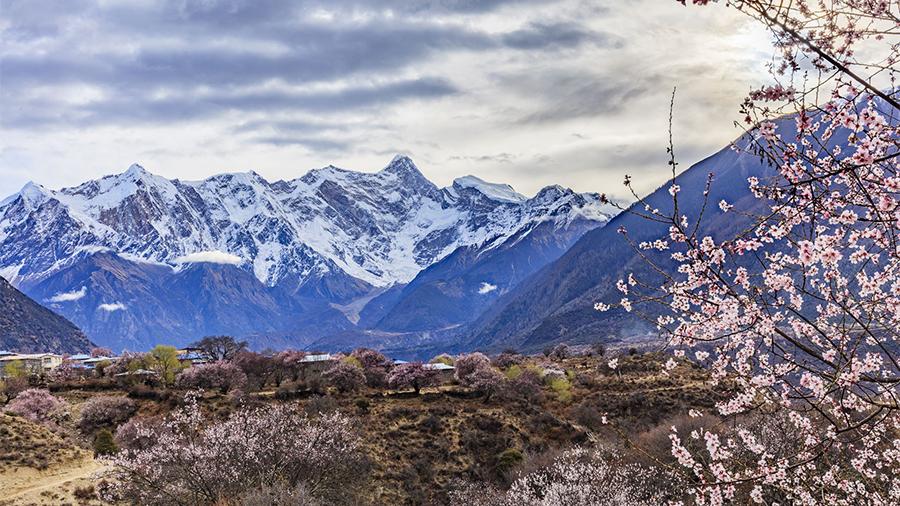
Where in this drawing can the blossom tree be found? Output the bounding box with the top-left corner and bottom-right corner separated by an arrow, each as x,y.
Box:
175,361 -> 248,394
104,394 -> 365,505
388,362 -> 436,394
455,353 -> 492,385
323,360 -> 366,393
455,353 -> 505,401
600,1 -> 900,503
451,446 -> 679,506
351,348 -> 394,388
4,388 -> 68,428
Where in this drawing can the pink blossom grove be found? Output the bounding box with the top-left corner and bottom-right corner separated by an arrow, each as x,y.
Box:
597,1 -> 900,504
102,393 -> 365,505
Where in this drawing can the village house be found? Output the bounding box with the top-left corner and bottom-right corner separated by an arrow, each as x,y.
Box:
0,353 -> 64,376
297,353 -> 336,381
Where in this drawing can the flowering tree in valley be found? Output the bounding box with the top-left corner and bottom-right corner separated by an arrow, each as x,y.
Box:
78,395 -> 136,433
351,348 -> 394,388
599,1 -> 900,503
104,394 -> 365,505
388,362 -> 436,394
3,388 -> 68,428
455,353 -> 492,384
456,353 -> 505,400
451,446 -> 680,506
323,360 -> 366,393
175,361 -> 248,394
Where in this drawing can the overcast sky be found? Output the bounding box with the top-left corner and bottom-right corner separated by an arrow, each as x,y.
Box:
0,0 -> 773,200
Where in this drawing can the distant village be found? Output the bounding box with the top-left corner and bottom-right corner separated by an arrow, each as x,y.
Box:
0,347 -> 457,384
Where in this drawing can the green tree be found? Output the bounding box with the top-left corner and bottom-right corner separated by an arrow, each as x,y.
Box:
4,359 -> 27,379
93,428 -> 118,456
146,345 -> 185,385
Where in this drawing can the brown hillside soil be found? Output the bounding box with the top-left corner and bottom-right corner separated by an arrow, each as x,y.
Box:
2,353 -> 722,505
0,414 -> 104,505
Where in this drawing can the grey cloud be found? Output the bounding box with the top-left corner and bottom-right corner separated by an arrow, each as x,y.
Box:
448,153 -> 517,163
502,22 -> 611,50
2,78 -> 457,128
251,137 -> 352,152
489,68 -> 652,124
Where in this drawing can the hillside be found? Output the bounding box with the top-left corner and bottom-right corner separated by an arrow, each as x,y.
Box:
463,124 -> 795,352
0,276 -> 93,354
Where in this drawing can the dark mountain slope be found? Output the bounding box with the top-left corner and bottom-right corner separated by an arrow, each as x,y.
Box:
464,131 -> 781,352
0,276 -> 93,354
369,215 -> 602,332
22,252 -> 353,351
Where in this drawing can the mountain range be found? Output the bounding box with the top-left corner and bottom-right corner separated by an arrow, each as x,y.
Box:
0,156 -> 615,351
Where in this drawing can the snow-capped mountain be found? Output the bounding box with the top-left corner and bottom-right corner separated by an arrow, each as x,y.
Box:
1,156 -> 612,289
0,156 -> 616,350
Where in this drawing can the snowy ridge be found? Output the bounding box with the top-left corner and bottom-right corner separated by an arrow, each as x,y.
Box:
0,156 -> 616,289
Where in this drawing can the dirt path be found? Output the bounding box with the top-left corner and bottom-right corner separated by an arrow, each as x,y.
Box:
0,457 -> 106,504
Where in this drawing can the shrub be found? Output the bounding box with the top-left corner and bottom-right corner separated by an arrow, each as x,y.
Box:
104,395 -> 366,505
4,388 -> 68,427
73,485 -> 97,501
323,361 -> 366,394
495,448 -> 524,475
175,361 -> 247,394
548,377 -> 573,403
492,352 -> 523,369
549,343 -> 570,360
93,428 -> 118,456
499,368 -> 544,403
79,395 -> 136,432
304,395 -> 339,416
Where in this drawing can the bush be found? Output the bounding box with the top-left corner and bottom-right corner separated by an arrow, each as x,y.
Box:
548,377 -> 573,403
495,448 -> 524,475
4,388 -> 68,427
94,428 -> 118,456
175,361 -> 247,394
549,344 -> 570,360
499,368 -> 544,403
104,396 -> 366,505
304,395 -> 339,416
79,395 -> 136,433
323,361 -> 366,394
73,485 -> 97,501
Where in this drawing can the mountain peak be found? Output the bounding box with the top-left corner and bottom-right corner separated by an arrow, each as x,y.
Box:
15,181 -> 50,209
124,163 -> 150,178
381,155 -> 428,178
452,175 -> 527,204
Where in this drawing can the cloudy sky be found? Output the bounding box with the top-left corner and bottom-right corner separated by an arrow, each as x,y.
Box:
0,0 -> 773,200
